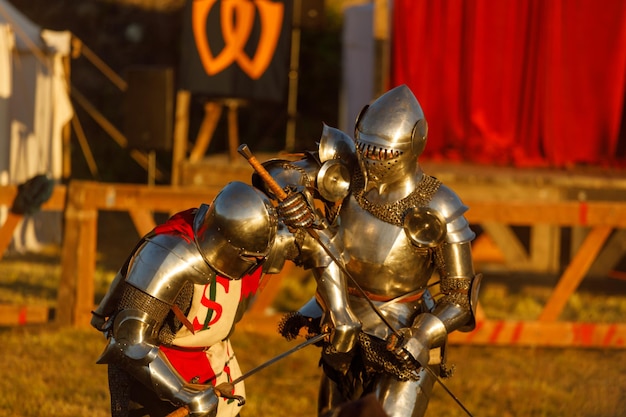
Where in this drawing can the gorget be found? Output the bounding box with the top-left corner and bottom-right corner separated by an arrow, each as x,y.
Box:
352,172 -> 441,226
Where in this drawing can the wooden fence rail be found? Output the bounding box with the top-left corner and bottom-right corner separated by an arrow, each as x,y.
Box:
2,180 -> 626,348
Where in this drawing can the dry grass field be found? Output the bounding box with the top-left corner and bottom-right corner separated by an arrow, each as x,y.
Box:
1,216 -> 626,416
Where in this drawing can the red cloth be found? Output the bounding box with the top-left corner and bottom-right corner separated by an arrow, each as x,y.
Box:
160,345 -> 217,384
241,265 -> 262,299
153,208 -> 197,243
392,0 -> 626,167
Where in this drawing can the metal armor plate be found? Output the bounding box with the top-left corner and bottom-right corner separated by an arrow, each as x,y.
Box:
340,195 -> 435,298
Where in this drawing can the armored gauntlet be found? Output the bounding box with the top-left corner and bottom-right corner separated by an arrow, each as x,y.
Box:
387,313 -> 447,368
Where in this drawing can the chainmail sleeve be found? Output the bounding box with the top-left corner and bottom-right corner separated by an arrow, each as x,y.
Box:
117,280 -> 194,346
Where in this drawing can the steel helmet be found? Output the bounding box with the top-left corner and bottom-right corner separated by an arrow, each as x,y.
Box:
193,181 -> 277,280
354,85 -> 428,184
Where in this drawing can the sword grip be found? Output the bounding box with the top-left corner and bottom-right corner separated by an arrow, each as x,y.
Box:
238,144 -> 288,201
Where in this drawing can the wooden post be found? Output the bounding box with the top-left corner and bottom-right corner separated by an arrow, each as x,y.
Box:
171,89 -> 191,185
530,224 -> 561,273
285,0 -> 302,151
62,53 -> 72,181
373,0 -> 390,95
57,182 -> 98,327
226,99 -> 243,162
189,101 -> 223,163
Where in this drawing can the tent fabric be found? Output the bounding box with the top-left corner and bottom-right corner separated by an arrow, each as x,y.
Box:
340,4 -> 374,133
0,0 -> 72,251
391,0 -> 626,168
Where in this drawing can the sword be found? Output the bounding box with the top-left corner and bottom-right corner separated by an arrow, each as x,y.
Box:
213,332 -> 327,400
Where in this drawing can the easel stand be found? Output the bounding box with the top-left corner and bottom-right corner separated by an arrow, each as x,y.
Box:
188,98 -> 248,164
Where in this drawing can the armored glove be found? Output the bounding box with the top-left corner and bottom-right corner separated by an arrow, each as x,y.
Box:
173,383 -> 219,417
387,313 -> 447,368
277,186 -> 316,228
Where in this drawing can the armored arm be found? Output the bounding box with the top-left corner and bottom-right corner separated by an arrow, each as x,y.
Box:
97,285 -> 218,417
95,232 -> 219,416
390,185 -> 480,366
266,221 -> 361,353
429,185 -> 480,334
310,260 -> 361,353
250,144 -> 361,353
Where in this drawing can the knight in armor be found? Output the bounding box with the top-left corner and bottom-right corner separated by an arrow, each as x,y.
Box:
91,181 -> 328,417
255,85 -> 481,417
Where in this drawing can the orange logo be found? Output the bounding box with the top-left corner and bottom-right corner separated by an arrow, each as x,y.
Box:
192,0 -> 284,80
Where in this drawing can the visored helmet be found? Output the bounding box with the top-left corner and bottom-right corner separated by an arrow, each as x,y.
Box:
193,181 -> 277,280
354,84 -> 428,184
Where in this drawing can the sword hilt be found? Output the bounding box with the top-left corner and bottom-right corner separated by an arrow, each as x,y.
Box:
238,144 -> 288,201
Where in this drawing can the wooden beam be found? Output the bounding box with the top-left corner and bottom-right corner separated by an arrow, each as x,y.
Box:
539,225 -> 613,321
72,36 -> 127,91
0,212 -> 22,260
71,114 -> 99,178
482,222 -> 529,265
0,185 -> 67,209
471,233 -> 506,264
20,180 -> 624,341
57,182 -> 98,327
69,181 -> 222,213
588,229 -> 626,277
448,319 -> 626,348
466,200 -> 626,227
189,102 -> 223,163
530,224 -> 561,273
172,90 -> 191,185
128,208 -> 156,238
226,99 -> 243,162
0,185 -> 67,259
70,88 -> 164,181
0,305 -> 51,326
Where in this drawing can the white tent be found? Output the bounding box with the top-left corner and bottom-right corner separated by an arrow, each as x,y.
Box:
0,0 -> 73,252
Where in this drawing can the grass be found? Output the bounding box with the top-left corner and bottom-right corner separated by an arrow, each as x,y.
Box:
2,242 -> 626,416
1,321 -> 625,417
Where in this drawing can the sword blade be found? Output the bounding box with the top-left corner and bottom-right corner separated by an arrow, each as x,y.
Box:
424,365 -> 474,417
231,332 -> 327,386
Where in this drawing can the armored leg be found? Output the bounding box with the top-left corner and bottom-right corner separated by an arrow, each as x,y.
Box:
372,365 -> 438,417
318,373 -> 358,417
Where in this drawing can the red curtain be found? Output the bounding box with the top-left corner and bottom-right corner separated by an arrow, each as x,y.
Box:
391,0 -> 626,167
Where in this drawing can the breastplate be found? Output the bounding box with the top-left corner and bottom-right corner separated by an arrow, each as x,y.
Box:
339,196 -> 435,298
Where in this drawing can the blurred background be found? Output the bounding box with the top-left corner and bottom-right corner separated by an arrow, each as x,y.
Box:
1,1 -> 626,416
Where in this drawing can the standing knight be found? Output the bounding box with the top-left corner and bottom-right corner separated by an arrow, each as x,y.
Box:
255,85 -> 481,417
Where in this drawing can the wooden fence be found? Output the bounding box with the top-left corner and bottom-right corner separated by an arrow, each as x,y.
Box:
2,180 -> 626,348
